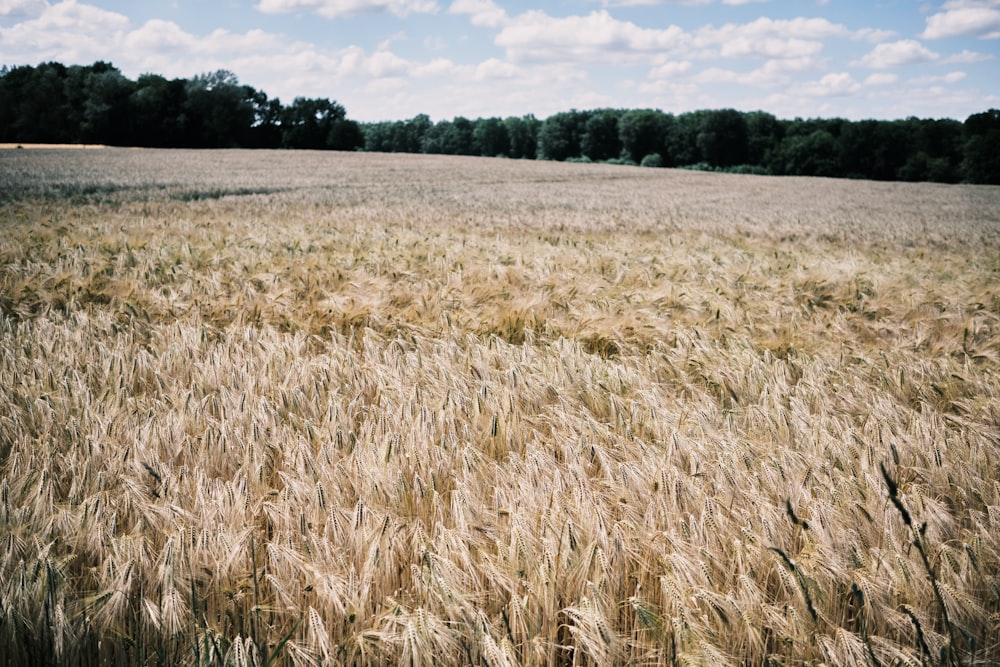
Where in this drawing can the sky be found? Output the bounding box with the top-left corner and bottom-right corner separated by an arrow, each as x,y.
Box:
1,0 -> 998,122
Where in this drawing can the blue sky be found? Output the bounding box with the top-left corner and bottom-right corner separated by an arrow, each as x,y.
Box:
1,0 -> 998,122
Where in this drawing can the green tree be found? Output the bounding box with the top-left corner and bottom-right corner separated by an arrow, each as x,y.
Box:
400,114 -> 433,153
503,115 -> 540,159
836,120 -> 908,180
697,109 -> 748,167
537,110 -> 589,161
0,62 -> 69,142
281,97 -> 357,150
618,109 -> 669,164
773,130 -> 839,177
473,117 -> 510,157
961,109 -> 1000,185
185,70 -> 255,147
745,111 -> 782,168
667,112 -> 704,166
80,65 -> 135,144
581,110 -> 622,161
128,74 -> 189,147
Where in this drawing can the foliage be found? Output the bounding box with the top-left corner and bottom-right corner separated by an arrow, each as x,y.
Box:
639,152 -> 664,168
2,61 -> 998,182
0,61 -> 362,150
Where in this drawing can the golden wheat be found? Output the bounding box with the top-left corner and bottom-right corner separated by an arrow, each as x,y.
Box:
1,148 -> 999,665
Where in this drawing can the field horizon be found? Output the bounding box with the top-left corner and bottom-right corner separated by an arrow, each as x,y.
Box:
1,149 -> 999,666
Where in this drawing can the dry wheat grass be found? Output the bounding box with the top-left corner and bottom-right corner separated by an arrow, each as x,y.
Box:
1,149 -> 999,666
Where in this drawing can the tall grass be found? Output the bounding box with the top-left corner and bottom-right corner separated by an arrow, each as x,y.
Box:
1,149 -> 999,665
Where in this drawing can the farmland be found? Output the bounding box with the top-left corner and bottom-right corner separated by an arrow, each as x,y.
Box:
1,148 -> 999,666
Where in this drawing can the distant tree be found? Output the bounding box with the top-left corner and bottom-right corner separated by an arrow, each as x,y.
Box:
745,111 -> 782,167
503,115 -> 540,159
697,109 -> 748,168
245,88 -> 282,148
185,70 -> 261,147
361,121 -> 393,152
419,117 -> 476,155
128,74 -> 188,147
836,120 -> 909,180
281,97 -> 359,150
0,62 -> 69,142
420,120 -> 452,154
961,109 -> 1000,185
80,65 -> 135,144
581,110 -> 622,161
667,112 -> 704,166
772,130 -> 839,177
537,110 -> 588,161
618,109 -> 668,164
473,116 -> 509,156
2,60 -> 994,180
400,114 -> 432,153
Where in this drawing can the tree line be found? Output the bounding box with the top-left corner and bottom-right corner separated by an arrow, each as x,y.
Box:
0,61 -> 363,150
2,61 -> 998,184
363,108 -> 1000,185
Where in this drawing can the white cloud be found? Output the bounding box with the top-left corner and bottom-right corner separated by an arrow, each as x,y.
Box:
447,0 -> 507,27
856,40 -> 940,68
495,10 -> 687,63
944,48 -> 994,62
0,0 -> 130,63
909,71 -> 967,84
681,56 -> 819,90
123,19 -> 197,53
649,60 -> 692,77
922,4 -> 1000,39
693,67 -> 740,84
601,0 -> 711,6
719,36 -> 822,59
473,57 -> 519,79
696,17 -> 851,43
0,0 -> 47,18
255,0 -> 438,18
796,72 -> 861,96
864,72 -> 899,86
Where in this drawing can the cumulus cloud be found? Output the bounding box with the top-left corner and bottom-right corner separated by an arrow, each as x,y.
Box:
447,0 -> 507,27
718,37 -> 822,59
697,17 -> 851,43
944,48 -> 994,62
922,1 -> 1000,39
856,40 -> 940,68
681,56 -> 820,90
796,72 -> 861,96
864,72 -> 899,86
495,10 -> 687,63
0,0 -> 47,18
601,0 -> 711,6
909,71 -> 967,84
255,0 -> 438,18
649,60 -> 692,77
0,1 -> 130,63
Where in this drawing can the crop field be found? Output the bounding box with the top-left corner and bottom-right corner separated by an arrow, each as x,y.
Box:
1,148 -> 999,666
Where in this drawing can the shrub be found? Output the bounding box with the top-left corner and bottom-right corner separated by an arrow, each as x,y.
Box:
640,153 -> 664,168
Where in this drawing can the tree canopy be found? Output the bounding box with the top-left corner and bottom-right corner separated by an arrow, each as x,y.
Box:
2,61 -> 998,184
359,107 -> 997,184
0,61 -> 363,151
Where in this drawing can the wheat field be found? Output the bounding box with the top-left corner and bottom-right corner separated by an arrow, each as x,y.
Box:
1,149 -> 999,666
